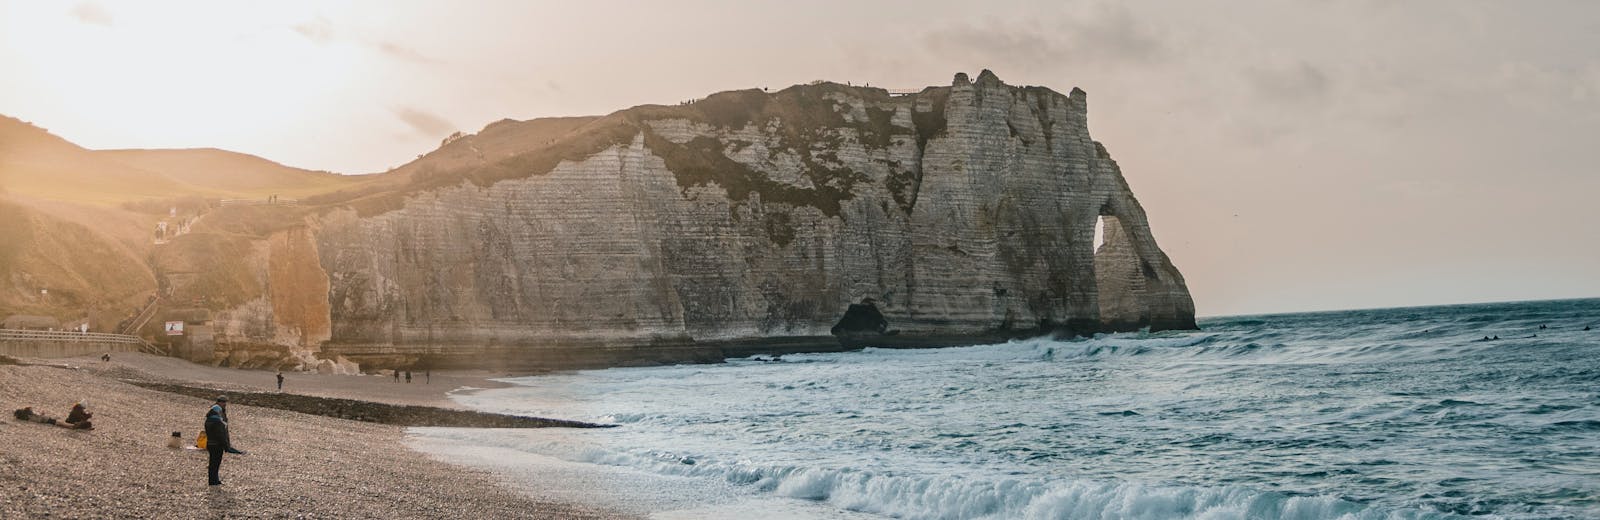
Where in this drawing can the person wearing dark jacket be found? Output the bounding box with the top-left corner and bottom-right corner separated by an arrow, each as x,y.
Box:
64,403 -> 93,430
66,403 -> 92,424
204,397 -> 244,486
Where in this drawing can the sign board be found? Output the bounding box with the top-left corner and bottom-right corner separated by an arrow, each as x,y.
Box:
164,321 -> 184,336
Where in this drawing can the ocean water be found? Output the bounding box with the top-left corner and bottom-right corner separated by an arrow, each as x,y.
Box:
409,299 -> 1600,519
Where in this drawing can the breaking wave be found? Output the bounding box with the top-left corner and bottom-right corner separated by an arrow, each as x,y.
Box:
415,428 -> 1453,520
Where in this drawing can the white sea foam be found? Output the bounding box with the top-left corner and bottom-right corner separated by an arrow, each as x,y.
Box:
410,426 -> 1452,520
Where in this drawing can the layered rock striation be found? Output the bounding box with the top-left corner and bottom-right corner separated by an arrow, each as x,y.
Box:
195,71 -> 1195,369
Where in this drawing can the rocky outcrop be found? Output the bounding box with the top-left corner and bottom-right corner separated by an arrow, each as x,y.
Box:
284,71 -> 1195,369
158,223 -> 340,370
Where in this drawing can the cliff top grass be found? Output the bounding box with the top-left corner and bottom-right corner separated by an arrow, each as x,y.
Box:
326,80 -> 960,219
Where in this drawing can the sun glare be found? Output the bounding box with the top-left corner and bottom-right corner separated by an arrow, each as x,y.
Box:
2,2 -> 360,147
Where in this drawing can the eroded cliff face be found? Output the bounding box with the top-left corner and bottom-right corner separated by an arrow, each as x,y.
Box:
163,224 -> 338,369
288,71 -> 1195,368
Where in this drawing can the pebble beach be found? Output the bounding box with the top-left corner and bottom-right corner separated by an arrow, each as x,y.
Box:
0,354 -> 632,519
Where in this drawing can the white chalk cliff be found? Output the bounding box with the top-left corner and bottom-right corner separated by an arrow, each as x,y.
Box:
198,71 -> 1196,368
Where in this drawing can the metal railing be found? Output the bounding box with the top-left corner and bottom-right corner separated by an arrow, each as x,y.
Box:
137,338 -> 167,356
120,297 -> 161,335
0,329 -> 145,344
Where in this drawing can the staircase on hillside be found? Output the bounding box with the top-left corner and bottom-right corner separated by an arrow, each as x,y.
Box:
120,295 -> 161,336
118,296 -> 170,356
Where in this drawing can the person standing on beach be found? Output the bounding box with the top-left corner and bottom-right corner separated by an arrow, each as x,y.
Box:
393,370 -> 399,382
405,371 -> 412,383
205,396 -> 245,486
276,372 -> 284,391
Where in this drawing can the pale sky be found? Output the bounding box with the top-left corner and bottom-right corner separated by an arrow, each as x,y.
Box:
2,0 -> 1597,316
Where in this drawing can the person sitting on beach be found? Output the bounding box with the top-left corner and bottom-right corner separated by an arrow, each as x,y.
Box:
167,431 -> 183,449
66,403 -> 92,425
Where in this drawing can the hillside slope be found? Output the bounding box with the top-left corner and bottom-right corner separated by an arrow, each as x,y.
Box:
95,148 -> 360,198
0,117 -> 364,327
0,116 -> 187,204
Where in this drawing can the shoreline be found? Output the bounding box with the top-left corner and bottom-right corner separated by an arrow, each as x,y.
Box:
74,352 -> 537,409
0,353 -> 633,519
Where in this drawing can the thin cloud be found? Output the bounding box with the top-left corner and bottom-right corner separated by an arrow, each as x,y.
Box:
922,5 -> 1166,71
392,107 -> 455,138
377,42 -> 441,65
70,2 -> 113,27
294,17 -> 334,45
294,20 -> 440,66
1248,61 -> 1332,103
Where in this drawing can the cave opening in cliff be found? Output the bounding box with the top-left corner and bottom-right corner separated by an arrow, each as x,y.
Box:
1092,214 -> 1150,331
1093,216 -> 1108,252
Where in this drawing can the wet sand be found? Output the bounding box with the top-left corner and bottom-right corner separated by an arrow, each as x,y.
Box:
0,354 -> 631,519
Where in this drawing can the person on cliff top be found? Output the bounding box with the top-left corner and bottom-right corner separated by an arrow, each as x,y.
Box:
205,396 -> 245,486
276,372 -> 284,391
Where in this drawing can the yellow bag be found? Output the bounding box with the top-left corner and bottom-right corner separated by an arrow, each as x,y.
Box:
196,431 -> 207,449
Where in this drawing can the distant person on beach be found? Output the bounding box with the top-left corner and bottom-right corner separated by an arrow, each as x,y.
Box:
425,370 -> 430,384
276,372 -> 284,391
167,431 -> 183,449
393,370 -> 399,382
405,371 -> 412,383
205,396 -> 244,485
102,353 -> 110,362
